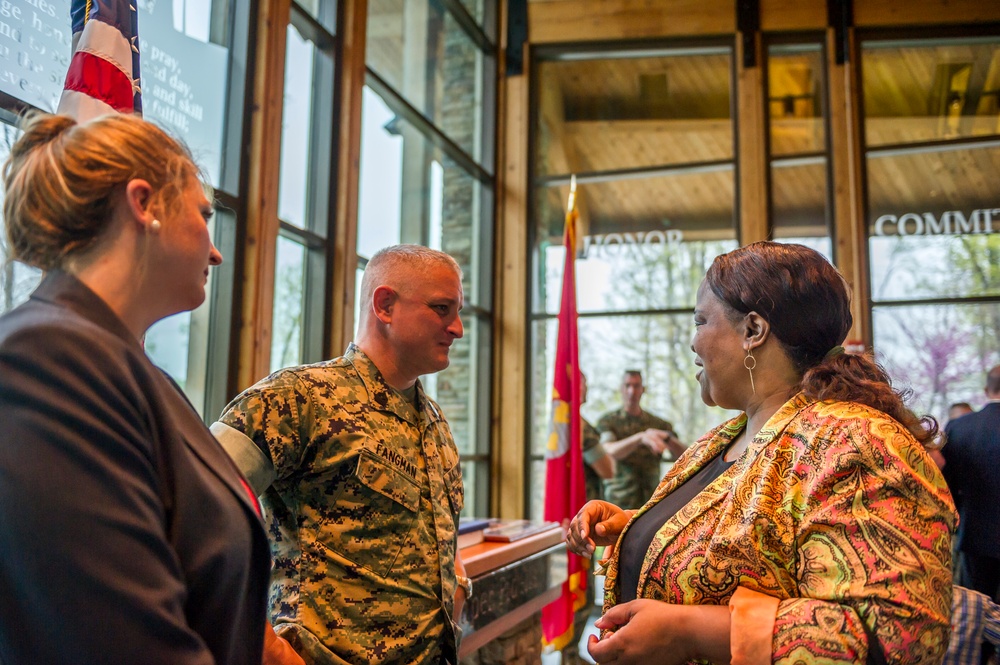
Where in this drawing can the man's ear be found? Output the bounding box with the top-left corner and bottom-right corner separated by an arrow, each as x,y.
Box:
744,311 -> 771,350
372,285 -> 397,324
124,179 -> 156,230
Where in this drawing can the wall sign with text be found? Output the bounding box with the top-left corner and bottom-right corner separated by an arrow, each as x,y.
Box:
872,208 -> 1000,237
0,0 -> 227,186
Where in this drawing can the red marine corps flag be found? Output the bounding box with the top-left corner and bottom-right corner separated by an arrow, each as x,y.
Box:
57,0 -> 143,120
542,176 -> 588,651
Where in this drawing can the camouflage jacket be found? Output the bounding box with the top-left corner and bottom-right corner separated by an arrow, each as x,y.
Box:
596,408 -> 674,510
582,418 -> 605,502
215,344 -> 463,665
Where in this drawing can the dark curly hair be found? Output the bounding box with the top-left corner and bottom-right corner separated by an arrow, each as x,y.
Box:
704,241 -> 937,447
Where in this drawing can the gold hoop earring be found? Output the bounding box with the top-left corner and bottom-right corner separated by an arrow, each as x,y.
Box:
744,348 -> 756,395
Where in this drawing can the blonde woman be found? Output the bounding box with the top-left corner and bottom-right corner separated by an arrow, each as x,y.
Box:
0,113 -> 297,664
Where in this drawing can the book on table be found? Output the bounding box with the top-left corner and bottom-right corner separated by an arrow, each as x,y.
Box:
482,519 -> 559,543
457,517 -> 493,549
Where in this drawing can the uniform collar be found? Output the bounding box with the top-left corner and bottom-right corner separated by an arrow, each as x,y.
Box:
346,343 -> 441,425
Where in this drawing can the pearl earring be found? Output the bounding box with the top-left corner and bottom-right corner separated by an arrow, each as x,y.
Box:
150,219 -> 162,232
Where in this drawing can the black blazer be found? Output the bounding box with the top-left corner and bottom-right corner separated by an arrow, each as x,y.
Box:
942,401 -> 1000,555
0,271 -> 271,664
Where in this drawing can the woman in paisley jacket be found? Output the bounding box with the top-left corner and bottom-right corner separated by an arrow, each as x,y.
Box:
567,241 -> 955,665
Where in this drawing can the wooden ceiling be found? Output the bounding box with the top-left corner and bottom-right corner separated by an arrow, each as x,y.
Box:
536,42 -> 1000,240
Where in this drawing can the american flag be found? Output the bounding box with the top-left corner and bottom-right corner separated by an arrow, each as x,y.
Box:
57,0 -> 142,120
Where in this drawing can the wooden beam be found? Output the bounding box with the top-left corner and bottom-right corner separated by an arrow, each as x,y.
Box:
537,65 -> 594,244
327,0 -> 368,357
761,0 -> 826,31
736,26 -> 768,244
528,0 -> 735,44
237,0 -> 290,390
827,26 -> 872,347
492,3 -> 529,520
855,0 -> 1000,27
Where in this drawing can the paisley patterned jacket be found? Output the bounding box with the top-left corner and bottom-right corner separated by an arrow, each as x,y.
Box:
603,392 -> 956,665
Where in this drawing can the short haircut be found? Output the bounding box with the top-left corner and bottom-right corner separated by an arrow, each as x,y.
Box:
359,244 -> 462,313
949,401 -> 972,412
987,365 -> 1000,395
622,369 -> 643,381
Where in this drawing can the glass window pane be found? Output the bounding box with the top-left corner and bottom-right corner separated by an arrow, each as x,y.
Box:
366,0 -> 494,166
533,177 -> 738,314
146,312 -> 194,388
873,302 -> 1000,423
869,233 -> 1000,301
460,460 -> 480,519
1,262 -> 41,315
358,87 -> 404,257
768,43 -> 831,260
862,37 -> 1000,148
143,0 -> 234,188
770,160 -> 831,260
531,315 -> 736,455
768,44 -> 826,156
357,87 -> 490,308
278,23 -> 334,233
271,236 -> 306,373
422,313 -> 489,458
529,459 -> 546,523
293,0 -> 337,35
1,124 -> 41,313
5,0 -> 237,187
529,313 -> 739,521
1,0 -> 71,111
456,0 -> 489,37
535,50 -> 734,176
866,145 -> 1000,301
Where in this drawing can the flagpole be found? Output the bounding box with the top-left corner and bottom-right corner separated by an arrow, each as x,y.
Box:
568,174 -> 577,217
542,173 -> 586,652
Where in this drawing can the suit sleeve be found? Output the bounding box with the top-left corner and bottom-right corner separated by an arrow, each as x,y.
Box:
0,325 -> 215,665
737,419 -> 954,665
939,422 -> 964,512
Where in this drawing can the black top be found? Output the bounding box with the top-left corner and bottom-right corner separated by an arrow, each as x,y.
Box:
619,451 -> 736,602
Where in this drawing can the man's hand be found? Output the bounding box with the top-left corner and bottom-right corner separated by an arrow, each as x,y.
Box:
640,429 -> 671,455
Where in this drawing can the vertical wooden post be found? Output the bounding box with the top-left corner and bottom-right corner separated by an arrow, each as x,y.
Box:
237,0 -> 290,390
328,0 -> 369,356
491,1 -> 529,520
827,25 -> 871,346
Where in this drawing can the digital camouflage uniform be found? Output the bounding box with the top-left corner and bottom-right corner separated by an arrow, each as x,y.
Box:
581,418 -> 605,503
214,345 -> 463,665
596,409 -> 674,510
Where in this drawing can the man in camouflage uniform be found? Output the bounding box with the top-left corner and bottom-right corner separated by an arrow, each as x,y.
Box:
211,245 -> 468,665
597,370 -> 685,510
581,373 -> 614,505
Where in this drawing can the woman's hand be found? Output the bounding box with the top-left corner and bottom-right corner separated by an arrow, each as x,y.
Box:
567,500 -> 632,558
588,600 -> 731,665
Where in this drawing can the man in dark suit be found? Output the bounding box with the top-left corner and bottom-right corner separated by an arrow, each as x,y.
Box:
942,364 -> 1000,602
